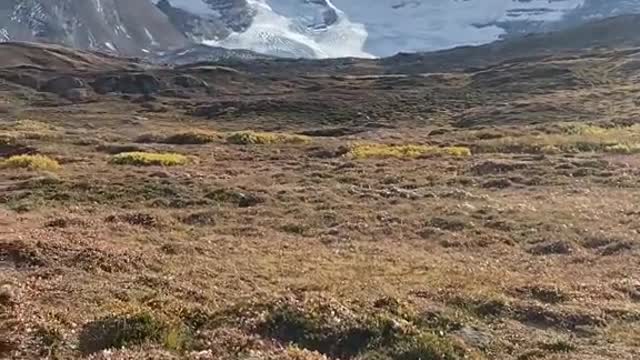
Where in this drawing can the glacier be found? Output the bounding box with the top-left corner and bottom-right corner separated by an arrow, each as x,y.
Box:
157,0 -> 588,58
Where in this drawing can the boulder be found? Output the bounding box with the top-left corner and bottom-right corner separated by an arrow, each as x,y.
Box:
42,76 -> 86,94
173,75 -> 208,89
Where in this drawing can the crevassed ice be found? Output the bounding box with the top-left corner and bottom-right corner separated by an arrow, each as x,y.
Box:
204,0 -> 372,58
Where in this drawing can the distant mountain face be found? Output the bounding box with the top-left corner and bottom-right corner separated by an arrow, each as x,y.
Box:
153,43 -> 274,65
0,0 -> 189,55
0,0 -> 639,59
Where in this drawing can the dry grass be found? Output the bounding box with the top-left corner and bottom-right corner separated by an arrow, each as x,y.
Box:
0,154 -> 60,171
604,143 -> 640,154
602,322 -> 640,347
349,143 -> 472,159
110,152 -> 189,166
227,131 -> 311,145
1,120 -> 60,140
7,119 -> 55,132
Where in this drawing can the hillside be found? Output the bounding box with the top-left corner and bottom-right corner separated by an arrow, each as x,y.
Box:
1,18 -> 640,360
0,42 -> 144,71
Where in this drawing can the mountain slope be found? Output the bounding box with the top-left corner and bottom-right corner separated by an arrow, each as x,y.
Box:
0,42 -> 144,71
0,0 -> 188,56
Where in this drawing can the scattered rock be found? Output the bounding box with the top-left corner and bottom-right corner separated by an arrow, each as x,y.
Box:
92,73 -> 164,94
149,171 -> 171,178
515,285 -> 569,304
527,240 -> 576,255
158,89 -> 191,98
132,94 -> 158,103
484,220 -> 515,231
612,280 -> 640,301
300,127 -> 365,137
105,213 -> 162,228
45,217 -> 86,228
428,128 -> 450,136
95,143 -> 144,155
426,217 -> 468,232
63,88 -> 92,101
173,75 -> 209,89
2,72 -> 40,89
599,241 -> 634,256
417,226 -> 447,239
471,160 -> 528,175
181,210 -> 217,226
482,178 -> 513,189
139,102 -> 168,112
41,75 -> 87,96
0,284 -> 16,306
0,240 -> 47,268
0,143 -> 36,158
453,326 -> 493,349
514,303 -> 605,329
205,189 -> 264,208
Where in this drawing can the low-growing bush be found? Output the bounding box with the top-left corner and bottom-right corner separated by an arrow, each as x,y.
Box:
78,311 -> 190,354
604,143 -> 640,154
538,339 -> 576,353
0,154 -> 60,171
238,296 -> 465,360
227,131 -> 311,145
163,130 -> 218,144
134,133 -> 164,144
136,130 -> 219,144
110,152 -> 188,166
349,144 -> 471,159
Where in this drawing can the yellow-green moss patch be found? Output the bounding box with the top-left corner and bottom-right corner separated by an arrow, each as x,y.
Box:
110,152 -> 189,166
349,144 -> 471,159
226,131 -> 311,145
0,154 -> 60,171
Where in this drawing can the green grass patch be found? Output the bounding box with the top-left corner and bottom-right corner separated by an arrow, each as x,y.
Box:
0,155 -> 60,171
226,131 -> 311,145
349,144 -> 471,159
110,152 -> 189,166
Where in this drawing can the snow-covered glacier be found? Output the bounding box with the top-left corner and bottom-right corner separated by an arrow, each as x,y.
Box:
156,0 -> 609,58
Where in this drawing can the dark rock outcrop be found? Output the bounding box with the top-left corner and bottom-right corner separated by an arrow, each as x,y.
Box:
92,74 -> 165,94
